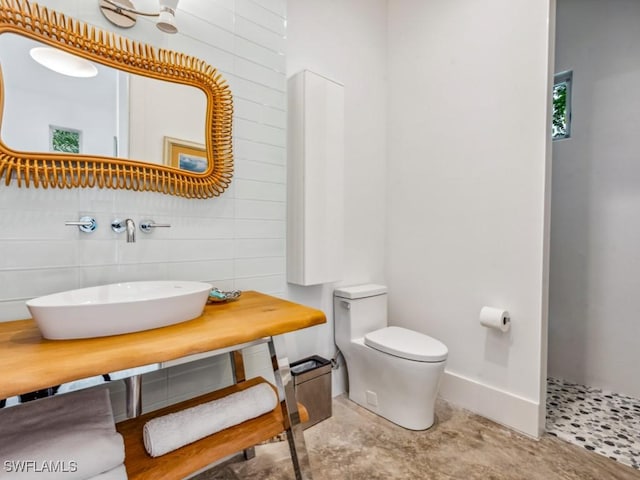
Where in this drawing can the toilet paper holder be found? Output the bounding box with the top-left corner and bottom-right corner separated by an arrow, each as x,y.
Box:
479,306 -> 510,333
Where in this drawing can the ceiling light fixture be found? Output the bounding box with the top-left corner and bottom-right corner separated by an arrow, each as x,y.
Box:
99,0 -> 179,34
29,47 -> 99,78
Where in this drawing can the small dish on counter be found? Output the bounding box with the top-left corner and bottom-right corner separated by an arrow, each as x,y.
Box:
207,288 -> 242,304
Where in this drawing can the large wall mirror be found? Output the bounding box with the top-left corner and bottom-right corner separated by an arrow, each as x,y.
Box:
0,0 -> 233,198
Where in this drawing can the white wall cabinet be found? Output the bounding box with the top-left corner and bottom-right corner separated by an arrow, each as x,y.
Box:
287,70 -> 344,286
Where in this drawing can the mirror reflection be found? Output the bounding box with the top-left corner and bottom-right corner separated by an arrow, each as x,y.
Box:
0,33 -> 207,171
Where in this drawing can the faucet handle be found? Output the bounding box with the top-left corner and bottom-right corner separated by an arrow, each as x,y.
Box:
111,218 -> 126,233
140,220 -> 171,233
65,216 -> 97,233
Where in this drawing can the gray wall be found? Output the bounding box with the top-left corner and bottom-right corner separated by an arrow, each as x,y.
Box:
549,0 -> 640,397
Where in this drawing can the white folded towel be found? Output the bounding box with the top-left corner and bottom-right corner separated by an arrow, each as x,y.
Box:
86,465 -> 127,480
0,387 -> 125,480
143,383 -> 278,457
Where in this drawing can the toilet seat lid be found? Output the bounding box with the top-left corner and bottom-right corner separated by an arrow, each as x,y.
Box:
364,326 -> 448,363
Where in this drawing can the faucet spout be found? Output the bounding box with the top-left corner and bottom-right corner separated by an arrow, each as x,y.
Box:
125,218 -> 136,243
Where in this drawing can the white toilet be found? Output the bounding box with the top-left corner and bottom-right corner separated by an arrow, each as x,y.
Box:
334,284 -> 448,430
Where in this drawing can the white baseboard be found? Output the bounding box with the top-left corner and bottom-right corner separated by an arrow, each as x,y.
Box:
439,370 -> 542,439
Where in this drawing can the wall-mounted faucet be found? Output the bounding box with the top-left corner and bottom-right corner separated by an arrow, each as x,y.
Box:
125,218 -> 136,243
111,218 -> 136,243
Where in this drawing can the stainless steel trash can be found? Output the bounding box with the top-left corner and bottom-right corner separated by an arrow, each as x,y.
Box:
290,355 -> 332,429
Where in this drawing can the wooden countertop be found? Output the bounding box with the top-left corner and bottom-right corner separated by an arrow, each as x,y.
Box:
0,291 -> 326,399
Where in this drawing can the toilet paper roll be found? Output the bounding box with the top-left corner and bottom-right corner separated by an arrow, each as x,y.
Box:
479,306 -> 510,332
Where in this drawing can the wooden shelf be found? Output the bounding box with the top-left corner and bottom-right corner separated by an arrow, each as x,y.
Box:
116,377 -> 308,480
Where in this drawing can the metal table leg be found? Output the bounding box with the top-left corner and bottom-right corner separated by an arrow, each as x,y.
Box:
124,375 -> 142,418
268,335 -> 313,480
229,350 -> 256,460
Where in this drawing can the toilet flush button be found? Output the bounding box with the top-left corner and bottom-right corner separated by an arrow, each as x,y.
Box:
366,390 -> 378,407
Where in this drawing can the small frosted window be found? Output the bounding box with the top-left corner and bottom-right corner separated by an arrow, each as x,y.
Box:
552,70 -> 572,140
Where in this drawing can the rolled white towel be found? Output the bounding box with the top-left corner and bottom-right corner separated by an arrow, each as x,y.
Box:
143,383 -> 278,457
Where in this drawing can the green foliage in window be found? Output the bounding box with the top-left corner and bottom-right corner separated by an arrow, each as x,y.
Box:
552,82 -> 568,139
52,129 -> 80,153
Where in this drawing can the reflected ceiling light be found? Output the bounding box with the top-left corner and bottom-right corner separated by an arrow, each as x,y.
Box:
29,47 -> 98,78
99,0 -> 179,34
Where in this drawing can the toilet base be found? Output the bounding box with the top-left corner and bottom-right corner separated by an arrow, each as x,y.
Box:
343,339 -> 446,430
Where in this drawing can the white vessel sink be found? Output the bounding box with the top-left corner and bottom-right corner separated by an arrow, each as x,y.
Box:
26,281 -> 212,340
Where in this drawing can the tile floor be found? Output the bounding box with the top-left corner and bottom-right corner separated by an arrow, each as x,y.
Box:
546,377 -> 640,470
196,395 -> 640,480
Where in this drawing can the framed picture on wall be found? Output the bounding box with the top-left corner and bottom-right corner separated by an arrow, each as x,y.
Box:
50,125 -> 82,154
163,137 -> 208,173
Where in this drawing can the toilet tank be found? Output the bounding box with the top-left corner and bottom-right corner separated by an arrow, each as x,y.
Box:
334,284 -> 388,343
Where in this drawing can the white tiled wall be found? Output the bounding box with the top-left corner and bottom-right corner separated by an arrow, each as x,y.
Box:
0,0 -> 286,415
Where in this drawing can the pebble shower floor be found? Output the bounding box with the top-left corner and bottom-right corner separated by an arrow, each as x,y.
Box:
546,377 -> 640,470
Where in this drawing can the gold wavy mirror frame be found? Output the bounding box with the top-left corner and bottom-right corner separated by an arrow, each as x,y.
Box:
0,0 -> 233,198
